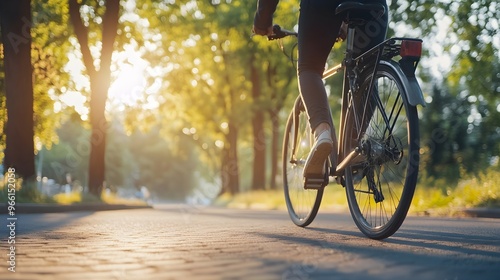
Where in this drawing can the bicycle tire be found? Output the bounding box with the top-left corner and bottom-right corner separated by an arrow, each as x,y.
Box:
283,106 -> 323,227
343,63 -> 419,239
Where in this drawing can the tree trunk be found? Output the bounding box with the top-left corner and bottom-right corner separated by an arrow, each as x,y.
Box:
220,122 -> 239,195
269,109 -> 280,190
68,0 -> 119,196
265,62 -> 293,190
250,56 -> 266,190
0,0 -> 35,179
87,77 -> 109,196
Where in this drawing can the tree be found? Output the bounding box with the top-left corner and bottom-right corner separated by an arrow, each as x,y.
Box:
251,30 -> 299,190
32,0 -> 72,151
117,0 -> 303,194
68,0 -> 120,196
0,0 -> 72,171
39,113 -> 90,186
264,53 -> 298,189
244,0 -> 300,191
0,40 -> 5,161
389,0 -> 500,176
0,0 -> 35,179
249,51 -> 267,190
133,0 -> 254,195
128,127 -> 198,199
419,84 -> 470,180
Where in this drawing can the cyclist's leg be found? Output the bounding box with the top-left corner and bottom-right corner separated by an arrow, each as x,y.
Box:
298,0 -> 343,133
298,0 -> 343,176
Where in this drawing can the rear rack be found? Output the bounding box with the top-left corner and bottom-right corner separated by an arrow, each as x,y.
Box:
357,37 -> 423,62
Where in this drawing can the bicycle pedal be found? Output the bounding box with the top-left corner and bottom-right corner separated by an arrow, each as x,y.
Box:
304,177 -> 326,190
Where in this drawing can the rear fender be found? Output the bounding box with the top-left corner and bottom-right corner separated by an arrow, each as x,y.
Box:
379,60 -> 426,107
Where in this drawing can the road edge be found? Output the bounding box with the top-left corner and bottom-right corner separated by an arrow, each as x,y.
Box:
0,202 -> 152,214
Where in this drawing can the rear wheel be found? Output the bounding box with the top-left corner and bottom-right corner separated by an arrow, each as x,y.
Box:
343,63 -> 419,239
283,103 -> 323,227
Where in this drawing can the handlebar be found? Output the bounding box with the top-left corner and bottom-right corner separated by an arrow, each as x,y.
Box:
267,25 -> 297,40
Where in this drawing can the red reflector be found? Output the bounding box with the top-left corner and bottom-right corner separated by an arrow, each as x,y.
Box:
400,40 -> 422,57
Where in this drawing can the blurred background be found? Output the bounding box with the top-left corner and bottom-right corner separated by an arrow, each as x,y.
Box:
1,0 -> 499,211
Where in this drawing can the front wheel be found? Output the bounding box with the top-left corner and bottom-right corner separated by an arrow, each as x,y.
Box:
343,63 -> 420,239
283,103 -> 323,227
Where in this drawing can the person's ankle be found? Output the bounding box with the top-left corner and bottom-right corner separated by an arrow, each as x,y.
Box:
314,123 -> 331,139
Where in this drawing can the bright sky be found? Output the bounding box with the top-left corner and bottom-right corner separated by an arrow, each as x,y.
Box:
107,44 -> 149,109
389,10 -> 453,80
53,0 -> 160,121
55,40 -> 156,121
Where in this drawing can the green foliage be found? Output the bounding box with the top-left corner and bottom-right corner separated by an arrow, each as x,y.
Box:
0,177 -> 54,204
217,169 -> 500,214
32,0 -> 72,149
105,118 -> 134,188
0,0 -> 72,161
0,85 -> 4,162
389,0 -> 500,182
130,0 -> 254,192
127,125 -> 199,199
37,115 -> 198,200
125,0 -> 304,192
412,168 -> 500,215
456,168 -> 500,208
0,42 -> 4,155
419,85 -> 468,179
38,115 -> 89,185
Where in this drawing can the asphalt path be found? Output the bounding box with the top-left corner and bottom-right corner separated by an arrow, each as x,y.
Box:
1,204 -> 499,279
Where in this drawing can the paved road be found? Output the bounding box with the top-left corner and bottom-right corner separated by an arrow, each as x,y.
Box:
1,204 -> 499,280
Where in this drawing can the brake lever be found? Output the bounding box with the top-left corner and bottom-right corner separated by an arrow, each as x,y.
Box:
268,25 -> 297,40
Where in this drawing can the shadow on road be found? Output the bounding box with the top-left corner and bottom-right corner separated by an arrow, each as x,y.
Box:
0,212 -> 95,236
260,223 -> 500,262
254,227 -> 500,279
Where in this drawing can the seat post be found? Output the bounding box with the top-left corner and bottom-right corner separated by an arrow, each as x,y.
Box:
346,25 -> 356,55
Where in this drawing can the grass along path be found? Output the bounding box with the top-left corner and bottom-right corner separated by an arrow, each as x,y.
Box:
215,170 -> 500,217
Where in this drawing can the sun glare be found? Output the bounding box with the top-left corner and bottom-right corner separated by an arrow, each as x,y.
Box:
108,45 -> 149,111
60,43 -> 157,120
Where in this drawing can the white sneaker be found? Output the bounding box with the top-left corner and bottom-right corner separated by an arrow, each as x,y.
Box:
303,129 -> 333,178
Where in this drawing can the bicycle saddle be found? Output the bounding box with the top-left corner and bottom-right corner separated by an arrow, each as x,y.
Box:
335,2 -> 386,20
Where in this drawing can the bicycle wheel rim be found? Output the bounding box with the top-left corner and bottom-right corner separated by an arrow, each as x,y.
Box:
283,109 -> 323,227
344,64 -> 419,239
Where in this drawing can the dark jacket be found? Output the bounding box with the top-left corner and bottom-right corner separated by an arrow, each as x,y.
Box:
253,0 -> 279,31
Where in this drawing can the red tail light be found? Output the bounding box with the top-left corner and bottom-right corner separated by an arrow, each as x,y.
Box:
400,40 -> 422,58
